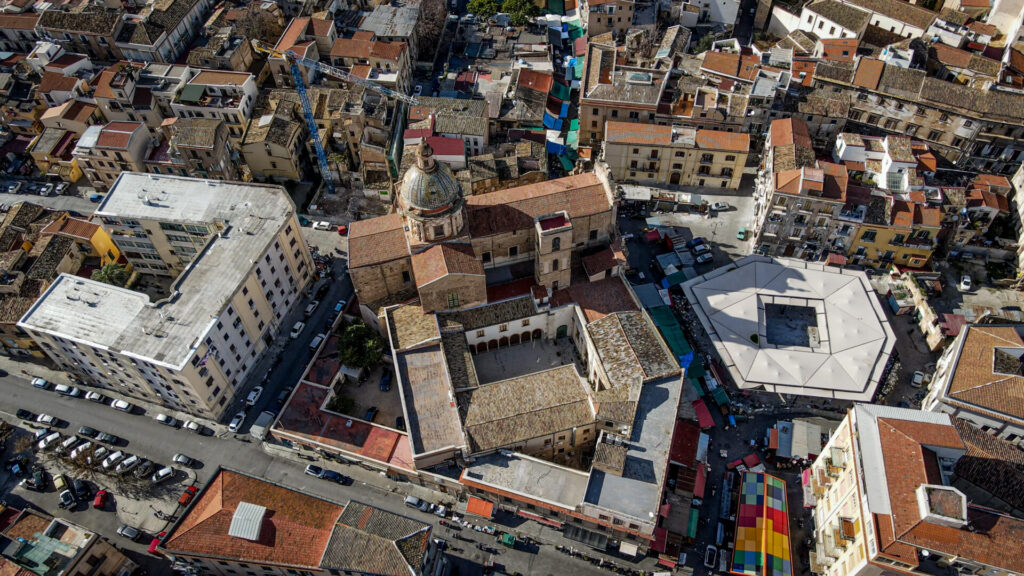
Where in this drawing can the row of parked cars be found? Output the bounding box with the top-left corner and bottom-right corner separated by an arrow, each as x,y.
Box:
31,377 -> 206,432
4,180 -> 69,196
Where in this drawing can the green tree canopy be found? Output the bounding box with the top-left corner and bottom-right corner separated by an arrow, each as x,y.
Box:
337,322 -> 384,369
91,263 -> 130,287
502,0 -> 540,26
468,0 -> 500,20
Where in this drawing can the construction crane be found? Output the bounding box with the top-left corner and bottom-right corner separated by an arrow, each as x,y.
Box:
251,40 -> 420,195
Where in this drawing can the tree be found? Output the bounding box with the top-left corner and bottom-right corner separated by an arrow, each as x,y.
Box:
337,323 -> 384,369
235,2 -> 284,45
91,263 -> 130,287
418,0 -> 447,62
502,0 -> 540,26
693,34 -> 715,54
468,0 -> 500,20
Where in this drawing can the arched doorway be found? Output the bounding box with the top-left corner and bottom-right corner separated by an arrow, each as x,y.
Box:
488,339 -> 498,351
523,331 -> 532,342
510,333 -> 521,345
469,344 -> 477,355
556,325 -> 568,339
532,329 -> 543,340
670,172 -> 681,185
499,336 -> 509,347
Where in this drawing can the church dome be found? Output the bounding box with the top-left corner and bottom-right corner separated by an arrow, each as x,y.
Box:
400,140 -> 461,213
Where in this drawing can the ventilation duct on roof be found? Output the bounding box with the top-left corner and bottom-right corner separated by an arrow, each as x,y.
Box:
228,502 -> 267,541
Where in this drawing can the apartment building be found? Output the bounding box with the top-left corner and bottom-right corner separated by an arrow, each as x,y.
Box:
329,33 -> 412,94
73,122 -> 153,191
923,324 -> 1024,444
161,468 -> 440,576
0,13 -> 41,53
601,122 -> 749,188
754,163 -> 851,260
579,0 -> 635,38
19,173 -> 314,419
93,62 -> 191,132
240,105 -> 305,182
579,42 -> 671,144
40,100 -> 103,135
753,118 -> 817,240
115,0 -> 213,63
359,4 -> 421,61
268,16 -> 335,88
0,507 -> 137,576
408,97 -> 489,157
807,404 -> 1024,576
844,191 -> 940,268
170,70 -> 257,139
185,31 -> 254,72
798,0 -> 870,40
38,9 -> 124,61
812,57 -> 1024,175
149,117 -> 238,180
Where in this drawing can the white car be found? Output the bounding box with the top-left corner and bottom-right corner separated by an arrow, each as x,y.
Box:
36,413 -> 59,426
959,275 -> 972,291
183,420 -> 201,433
102,450 -> 125,470
37,432 -> 61,451
69,441 -> 92,460
246,386 -> 263,406
39,183 -> 54,196
311,221 -> 331,230
696,253 -> 714,265
151,466 -> 174,484
30,377 -> 49,389
110,399 -> 133,412
691,243 -> 711,255
155,413 -> 177,427
85,391 -> 106,403
228,411 -> 246,432
711,202 -> 730,211
116,454 -> 141,474
290,321 -> 305,339
413,85 -> 423,97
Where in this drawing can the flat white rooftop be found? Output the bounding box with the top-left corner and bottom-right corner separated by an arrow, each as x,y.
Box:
18,173 -> 296,370
682,256 -> 895,401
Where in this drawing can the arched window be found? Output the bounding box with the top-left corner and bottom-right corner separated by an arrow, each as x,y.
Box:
552,237 -> 561,251
552,259 -> 560,271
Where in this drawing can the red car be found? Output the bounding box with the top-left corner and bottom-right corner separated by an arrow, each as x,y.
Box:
337,225 -> 348,236
93,490 -> 108,509
148,531 -> 167,555
178,485 -> 198,506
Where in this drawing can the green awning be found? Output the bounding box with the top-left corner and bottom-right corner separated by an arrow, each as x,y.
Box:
551,82 -> 571,100
178,84 -> 205,104
648,306 -> 677,327
547,0 -> 563,14
690,378 -> 705,397
687,508 -> 700,538
711,386 -> 730,407
687,361 -> 705,379
663,270 -> 689,287
569,118 -> 580,131
500,533 -> 515,546
558,154 -> 575,171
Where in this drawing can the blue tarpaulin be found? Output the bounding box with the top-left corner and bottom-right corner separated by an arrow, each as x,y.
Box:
543,111 -> 563,130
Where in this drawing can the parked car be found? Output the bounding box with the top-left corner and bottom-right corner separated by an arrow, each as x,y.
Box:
315,283 -> 329,300
58,435 -> 80,453
55,182 -> 69,195
102,451 -> 125,470
58,490 -> 76,509
116,455 -> 141,474
959,275 -> 972,291
78,426 -> 98,438
30,377 -> 49,389
686,237 -> 707,249
178,486 -> 198,506
336,225 -> 347,236
364,406 -> 378,422
172,453 -> 196,467
245,386 -> 263,406
691,243 -> 711,255
72,478 -> 90,500
6,181 -> 21,193
309,333 -> 326,353
133,460 -> 154,479
155,413 -> 177,427
151,466 -> 174,484
305,464 -> 324,478
228,411 -> 246,432
304,300 -> 320,318
183,420 -> 202,433
110,399 -> 134,412
395,416 -> 406,431
96,432 -> 119,444
89,193 -> 104,203
696,253 -> 714,265
911,371 -> 926,388
90,446 -> 109,464
36,414 -> 60,426
704,545 -> 718,569
39,183 -> 54,196
16,409 -> 34,420
148,531 -> 167,555
290,321 -> 305,339
711,202 -> 730,211
311,221 -> 331,230
117,525 -> 141,541
321,470 -> 349,484
276,387 -> 294,406
85,391 -> 106,403
22,468 -> 47,491
54,384 -> 82,397
93,490 -> 108,509
53,474 -> 68,492
379,370 -> 392,392
69,442 -> 92,460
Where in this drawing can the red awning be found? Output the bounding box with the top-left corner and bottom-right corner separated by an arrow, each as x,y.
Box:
727,458 -> 743,470
693,400 -> 714,429
659,503 -> 672,518
769,428 -> 779,450
827,253 -> 848,266
652,527 -> 668,553
694,465 -> 707,498
743,453 -> 760,467
657,555 -> 677,568
802,468 -> 812,486
466,496 -> 494,519
517,510 -> 562,528
644,229 -> 661,243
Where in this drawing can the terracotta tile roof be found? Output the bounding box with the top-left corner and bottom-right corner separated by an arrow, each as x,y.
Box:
695,129 -> 749,152
853,57 -> 884,90
190,70 -> 250,86
321,501 -> 430,575
329,38 -> 407,61
95,121 -> 143,149
945,325 -> 1024,422
582,247 -> 617,276
807,0 -> 871,31
386,303 -> 439,351
550,276 -> 638,323
517,68 -> 553,94
410,243 -> 484,288
701,51 -> 759,81
915,205 -> 941,228
162,469 -> 344,568
275,16 -> 309,51
819,38 -> 858,61
769,117 -> 813,149
966,20 -> 997,36
465,173 -> 610,237
348,213 -> 409,269
589,311 -> 678,384
604,122 -> 671,145
309,17 -> 333,37
967,174 -> 1011,211
952,418 -> 1024,513
40,217 -> 98,240
38,71 -> 80,94
0,13 -> 39,29
45,54 -> 86,71
792,59 -> 817,85
845,0 -> 937,29
93,62 -> 141,100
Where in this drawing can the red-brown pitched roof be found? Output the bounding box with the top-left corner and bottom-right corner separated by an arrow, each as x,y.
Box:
275,17 -> 309,51
411,243 -> 484,287
549,276 -> 637,323
330,38 -> 407,61
348,213 -> 409,269
162,469 -> 344,568
0,13 -> 38,29
695,129 -> 749,152
38,71 -> 80,94
41,217 -> 98,240
769,117 -> 813,150
465,173 -> 611,237
96,121 -> 143,149
853,58 -> 884,90
604,122 -> 671,145
701,51 -> 759,81
517,68 -> 554,94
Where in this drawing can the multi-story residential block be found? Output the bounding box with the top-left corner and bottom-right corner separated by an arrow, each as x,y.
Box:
329,32 -> 412,94
0,13 -> 41,52
27,128 -> 82,182
754,117 -> 817,231
579,42 -> 670,144
268,16 -> 335,88
602,122 -> 749,188
812,57 -> 1024,175
359,4 -> 421,61
147,117 -> 238,180
39,100 -> 102,135
171,69 -> 257,139
185,30 -> 254,72
846,192 -> 940,268
115,0 -> 213,63
0,507 -> 137,576
798,0 -> 870,39
466,141 -> 548,195
927,41 -> 1000,89
807,404 -> 1024,576
160,468 -> 441,576
93,62 -> 191,132
240,104 -> 305,182
754,163 -> 850,260
38,9 -> 125,61
37,72 -> 86,108
73,122 -> 152,191
579,0 -> 635,38
19,173 -> 314,418
923,324 -> 1024,444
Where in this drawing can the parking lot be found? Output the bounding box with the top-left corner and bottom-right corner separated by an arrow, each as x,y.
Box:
333,364 -> 404,429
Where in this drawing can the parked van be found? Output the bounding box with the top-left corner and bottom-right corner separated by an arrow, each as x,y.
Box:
59,435 -> 80,453
38,432 -> 61,450
404,496 -> 422,509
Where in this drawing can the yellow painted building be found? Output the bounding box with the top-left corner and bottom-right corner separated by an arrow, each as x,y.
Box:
847,192 -> 940,269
